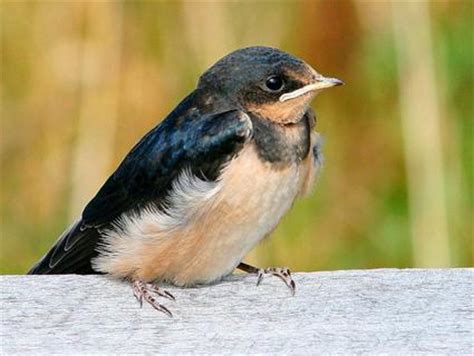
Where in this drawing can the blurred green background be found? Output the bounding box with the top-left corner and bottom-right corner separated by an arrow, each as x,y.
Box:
1,1 -> 472,274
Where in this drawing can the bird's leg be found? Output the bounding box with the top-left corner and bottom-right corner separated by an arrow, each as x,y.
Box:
131,280 -> 175,317
237,262 -> 296,296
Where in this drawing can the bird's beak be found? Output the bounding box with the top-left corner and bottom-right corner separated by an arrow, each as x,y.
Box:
279,75 -> 344,102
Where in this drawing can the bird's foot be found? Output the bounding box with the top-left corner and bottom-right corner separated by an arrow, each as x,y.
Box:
131,280 -> 175,317
257,267 -> 296,296
238,263 -> 296,296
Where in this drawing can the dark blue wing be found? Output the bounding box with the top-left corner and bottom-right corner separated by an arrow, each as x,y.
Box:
82,105 -> 250,227
29,95 -> 251,274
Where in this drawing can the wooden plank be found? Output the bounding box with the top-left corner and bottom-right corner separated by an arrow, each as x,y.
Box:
1,269 -> 472,354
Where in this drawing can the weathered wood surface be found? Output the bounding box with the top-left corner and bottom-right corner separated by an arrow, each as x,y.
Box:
0,269 -> 472,354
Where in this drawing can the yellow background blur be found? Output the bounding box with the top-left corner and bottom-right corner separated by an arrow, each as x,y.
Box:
1,1 -> 472,274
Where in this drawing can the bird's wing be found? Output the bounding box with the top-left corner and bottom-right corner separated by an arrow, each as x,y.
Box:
29,105 -> 252,274
83,108 -> 251,227
28,219 -> 101,274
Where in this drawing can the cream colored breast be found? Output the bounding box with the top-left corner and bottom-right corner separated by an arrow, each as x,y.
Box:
93,142 -> 320,286
185,145 -> 304,279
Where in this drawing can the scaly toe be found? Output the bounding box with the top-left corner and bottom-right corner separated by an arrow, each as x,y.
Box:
143,292 -> 173,317
131,280 -> 174,316
257,267 -> 296,296
146,283 -> 176,301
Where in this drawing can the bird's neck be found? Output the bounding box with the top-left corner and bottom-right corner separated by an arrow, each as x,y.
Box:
249,113 -> 311,167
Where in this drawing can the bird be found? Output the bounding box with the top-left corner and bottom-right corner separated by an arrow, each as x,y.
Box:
28,46 -> 343,316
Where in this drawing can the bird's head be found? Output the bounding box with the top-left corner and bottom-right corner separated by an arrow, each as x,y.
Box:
198,46 -> 343,124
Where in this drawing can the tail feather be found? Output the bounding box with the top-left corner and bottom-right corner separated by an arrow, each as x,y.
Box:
28,219 -> 102,275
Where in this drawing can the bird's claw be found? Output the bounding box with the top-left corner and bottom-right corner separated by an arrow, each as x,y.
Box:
131,280 -> 175,317
256,267 -> 296,296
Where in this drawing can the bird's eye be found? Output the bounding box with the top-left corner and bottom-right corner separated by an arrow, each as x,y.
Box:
264,76 -> 284,92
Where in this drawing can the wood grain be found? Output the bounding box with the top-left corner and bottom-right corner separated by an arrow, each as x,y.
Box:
1,269 -> 472,354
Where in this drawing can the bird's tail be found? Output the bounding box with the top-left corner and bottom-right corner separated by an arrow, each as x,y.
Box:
28,219 -> 101,275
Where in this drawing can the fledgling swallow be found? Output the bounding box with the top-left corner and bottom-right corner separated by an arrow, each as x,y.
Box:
29,46 -> 343,316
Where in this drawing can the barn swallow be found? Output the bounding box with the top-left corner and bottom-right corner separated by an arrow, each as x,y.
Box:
29,46 -> 343,316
